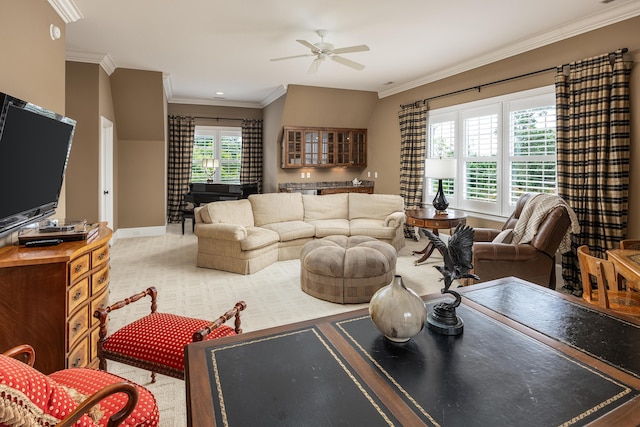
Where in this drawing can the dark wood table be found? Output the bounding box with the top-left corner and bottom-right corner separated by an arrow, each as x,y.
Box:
405,208 -> 467,265
185,277 -> 640,426
607,248 -> 640,291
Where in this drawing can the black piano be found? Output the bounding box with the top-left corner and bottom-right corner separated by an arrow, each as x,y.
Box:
184,181 -> 260,206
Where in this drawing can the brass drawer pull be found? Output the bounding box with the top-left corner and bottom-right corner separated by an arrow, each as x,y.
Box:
72,358 -> 81,368
74,264 -> 83,273
97,252 -> 106,260
72,322 -> 82,332
73,291 -> 82,301
97,276 -> 106,285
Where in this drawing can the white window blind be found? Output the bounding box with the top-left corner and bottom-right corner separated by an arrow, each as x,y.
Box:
192,126 -> 242,183
425,86 -> 556,218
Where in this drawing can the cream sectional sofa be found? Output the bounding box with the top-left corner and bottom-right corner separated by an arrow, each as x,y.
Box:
194,192 -> 406,274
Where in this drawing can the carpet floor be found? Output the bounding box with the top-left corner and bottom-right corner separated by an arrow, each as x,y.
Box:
107,224 -> 451,427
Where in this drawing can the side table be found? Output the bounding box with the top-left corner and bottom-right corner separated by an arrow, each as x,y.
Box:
405,208 -> 467,265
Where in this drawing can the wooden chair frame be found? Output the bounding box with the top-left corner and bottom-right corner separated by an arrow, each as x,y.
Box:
577,245 -> 640,317
94,286 -> 246,382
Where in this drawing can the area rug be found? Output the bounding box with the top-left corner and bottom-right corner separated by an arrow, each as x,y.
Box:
107,224 -> 449,427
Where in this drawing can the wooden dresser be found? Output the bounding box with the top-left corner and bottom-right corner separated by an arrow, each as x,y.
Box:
0,223 -> 112,374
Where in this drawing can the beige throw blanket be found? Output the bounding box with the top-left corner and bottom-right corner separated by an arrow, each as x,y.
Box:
511,193 -> 580,254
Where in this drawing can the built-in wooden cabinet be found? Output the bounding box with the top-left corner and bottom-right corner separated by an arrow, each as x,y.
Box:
0,223 -> 112,374
282,126 -> 367,168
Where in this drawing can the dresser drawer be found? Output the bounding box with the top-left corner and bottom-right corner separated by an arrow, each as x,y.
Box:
68,337 -> 89,369
92,244 -> 110,269
69,254 -> 90,283
67,278 -> 89,315
90,290 -> 109,326
68,307 -> 89,349
91,265 -> 109,295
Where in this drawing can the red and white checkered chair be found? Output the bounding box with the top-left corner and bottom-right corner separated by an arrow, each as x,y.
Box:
94,287 -> 246,383
0,344 -> 159,427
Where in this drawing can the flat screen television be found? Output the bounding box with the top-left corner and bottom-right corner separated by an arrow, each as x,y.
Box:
0,92 -> 76,239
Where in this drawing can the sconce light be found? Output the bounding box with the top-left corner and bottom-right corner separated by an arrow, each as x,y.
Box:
202,158 -> 220,183
425,158 -> 456,213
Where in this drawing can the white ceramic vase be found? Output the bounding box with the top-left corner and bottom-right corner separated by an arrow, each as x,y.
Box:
369,275 -> 426,342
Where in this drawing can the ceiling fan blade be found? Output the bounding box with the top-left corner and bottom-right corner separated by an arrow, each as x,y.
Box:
296,39 -> 319,52
270,53 -> 313,62
307,57 -> 322,75
331,55 -> 365,71
331,44 -> 370,55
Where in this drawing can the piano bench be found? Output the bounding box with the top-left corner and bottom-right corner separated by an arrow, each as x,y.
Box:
182,208 -> 195,234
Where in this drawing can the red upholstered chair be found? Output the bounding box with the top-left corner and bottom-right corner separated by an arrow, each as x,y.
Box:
0,344 -> 159,427
94,287 -> 246,383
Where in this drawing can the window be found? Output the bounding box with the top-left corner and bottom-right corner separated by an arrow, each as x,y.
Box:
192,126 -> 242,183
426,86 -> 556,217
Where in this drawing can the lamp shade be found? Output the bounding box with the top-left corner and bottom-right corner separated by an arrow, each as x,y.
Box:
202,158 -> 220,169
425,158 -> 456,179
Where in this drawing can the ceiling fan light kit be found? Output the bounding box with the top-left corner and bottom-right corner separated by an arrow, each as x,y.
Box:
271,29 -> 370,73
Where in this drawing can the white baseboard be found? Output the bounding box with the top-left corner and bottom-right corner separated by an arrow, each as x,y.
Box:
116,225 -> 166,239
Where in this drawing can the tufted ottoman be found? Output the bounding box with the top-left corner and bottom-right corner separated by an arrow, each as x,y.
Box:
300,235 -> 397,303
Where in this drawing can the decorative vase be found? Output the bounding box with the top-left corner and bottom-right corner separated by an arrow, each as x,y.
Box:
369,275 -> 427,342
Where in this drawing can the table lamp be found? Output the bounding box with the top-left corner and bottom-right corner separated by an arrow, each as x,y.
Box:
202,158 -> 220,183
425,158 -> 456,213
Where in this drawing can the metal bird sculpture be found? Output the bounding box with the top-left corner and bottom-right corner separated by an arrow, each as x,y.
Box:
423,223 -> 479,335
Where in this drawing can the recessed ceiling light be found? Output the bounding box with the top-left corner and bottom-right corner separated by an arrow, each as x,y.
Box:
215,91 -> 224,96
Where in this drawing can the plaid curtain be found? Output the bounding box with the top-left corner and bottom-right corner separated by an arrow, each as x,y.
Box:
556,49 -> 633,292
240,119 -> 263,192
398,103 -> 427,239
167,115 -> 195,223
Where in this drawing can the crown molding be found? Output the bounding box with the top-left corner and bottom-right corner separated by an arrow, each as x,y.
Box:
163,73 -> 174,102
378,1 -> 640,99
66,50 -> 117,75
168,97 -> 264,109
260,85 -> 288,107
48,0 -> 83,23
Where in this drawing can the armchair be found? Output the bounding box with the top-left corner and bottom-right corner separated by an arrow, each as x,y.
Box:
1,344 -> 159,426
468,193 -> 573,289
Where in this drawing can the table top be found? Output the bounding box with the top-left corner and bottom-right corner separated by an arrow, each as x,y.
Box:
405,207 -> 466,221
607,248 -> 640,290
185,277 -> 640,427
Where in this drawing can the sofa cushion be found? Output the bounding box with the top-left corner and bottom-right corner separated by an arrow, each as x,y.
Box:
249,193 -> 304,226
350,218 -> 398,239
241,227 -> 280,251
201,199 -> 254,227
307,219 -> 350,237
348,193 -> 404,221
261,221 -> 316,242
303,193 -> 348,220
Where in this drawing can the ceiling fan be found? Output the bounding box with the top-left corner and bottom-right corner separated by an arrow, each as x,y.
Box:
270,30 -> 370,74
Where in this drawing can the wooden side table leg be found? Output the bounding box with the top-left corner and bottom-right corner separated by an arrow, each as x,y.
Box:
413,229 -> 441,265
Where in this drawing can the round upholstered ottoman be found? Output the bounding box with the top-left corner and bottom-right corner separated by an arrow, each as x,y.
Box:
300,235 -> 397,304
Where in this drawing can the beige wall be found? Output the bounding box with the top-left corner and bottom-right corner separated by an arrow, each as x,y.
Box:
65,63 -> 119,228
365,16 -> 640,233
0,0 -> 67,247
262,94 -> 287,193
110,69 -> 166,228
275,85 -> 379,190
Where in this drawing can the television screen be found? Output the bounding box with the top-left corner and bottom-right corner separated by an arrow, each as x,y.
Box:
0,93 -> 76,239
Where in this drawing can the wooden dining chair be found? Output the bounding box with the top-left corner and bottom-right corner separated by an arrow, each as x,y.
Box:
95,287 -> 246,382
577,245 -> 640,317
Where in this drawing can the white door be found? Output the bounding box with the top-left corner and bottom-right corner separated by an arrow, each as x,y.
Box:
99,117 -> 114,232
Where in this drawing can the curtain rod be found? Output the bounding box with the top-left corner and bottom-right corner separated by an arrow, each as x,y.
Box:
400,48 -> 628,109
193,116 -> 245,121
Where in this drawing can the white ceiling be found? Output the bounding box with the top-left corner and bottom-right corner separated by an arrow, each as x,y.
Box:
60,0 -> 640,108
